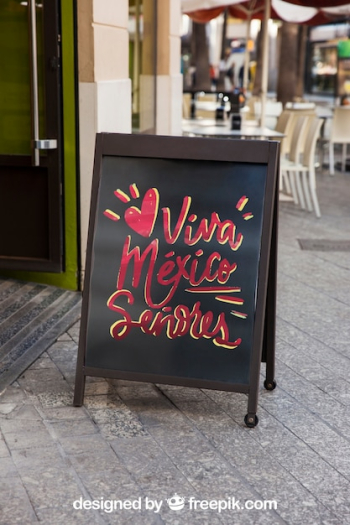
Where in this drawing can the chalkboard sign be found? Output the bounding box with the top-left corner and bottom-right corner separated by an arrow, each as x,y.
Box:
74,133 -> 279,427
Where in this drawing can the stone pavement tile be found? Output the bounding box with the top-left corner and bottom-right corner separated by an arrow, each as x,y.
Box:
46,340 -> 78,362
29,352 -> 57,370
78,470 -> 139,500
249,409 -> 350,523
276,274 -> 350,357
176,457 -> 249,496
276,320 -> 350,386
115,385 -> 187,428
0,456 -> 18,477
48,418 -> 98,439
110,435 -> 190,492
183,396 -> 339,524
37,391 -> 74,408
1,420 -> 54,450
0,436 -> 10,457
0,402 -> 18,417
0,475 -> 38,524
87,405 -> 147,439
57,331 -> 74,342
146,419 -> 198,440
276,332 -> 350,385
110,435 -> 171,472
152,434 -> 216,464
159,503 -> 281,525
54,364 -> 78,386
59,433 -> 113,456
277,243 -> 350,306
1,415 -> 42,433
157,506 -> 224,525
11,444 -> 66,471
98,420 -> 147,440
84,381 -> 115,396
0,404 -> 43,430
133,464 -> 190,494
158,385 -> 248,430
68,449 -> 124,475
100,510 -> 163,525
218,508 -> 285,525
277,343 -> 350,409
67,320 -> 81,343
158,385 -> 215,403
318,378 -> 350,406
131,404 -> 188,428
113,382 -> 166,401
17,367 -> 72,395
35,506 -> 102,525
0,383 -> 27,404
260,391 -> 350,482
83,393 -> 125,410
265,361 -> 350,437
218,439 -> 338,525
40,405 -> 88,420
21,466 -> 85,510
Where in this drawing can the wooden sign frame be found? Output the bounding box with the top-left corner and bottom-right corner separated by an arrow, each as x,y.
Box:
74,133 -> 279,427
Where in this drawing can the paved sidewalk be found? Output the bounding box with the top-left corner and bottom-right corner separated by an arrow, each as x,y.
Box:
1,164 -> 350,525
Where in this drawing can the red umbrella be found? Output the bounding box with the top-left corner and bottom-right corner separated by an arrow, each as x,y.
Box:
183,0 -> 350,25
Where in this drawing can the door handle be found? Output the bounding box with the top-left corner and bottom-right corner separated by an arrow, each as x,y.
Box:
34,139 -> 58,150
29,0 -> 57,166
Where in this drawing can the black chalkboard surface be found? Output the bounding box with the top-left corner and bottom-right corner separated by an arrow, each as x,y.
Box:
74,133 -> 279,427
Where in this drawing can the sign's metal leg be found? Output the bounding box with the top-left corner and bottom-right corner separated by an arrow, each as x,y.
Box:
73,368 -> 86,407
262,174 -> 278,390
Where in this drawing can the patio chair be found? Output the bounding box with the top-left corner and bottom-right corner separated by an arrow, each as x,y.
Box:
326,106 -> 350,175
285,102 -> 316,110
281,118 -> 323,218
182,93 -> 192,119
280,115 -> 311,206
195,92 -> 217,119
254,100 -> 283,129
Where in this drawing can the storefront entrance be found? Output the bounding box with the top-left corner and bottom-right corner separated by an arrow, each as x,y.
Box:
0,0 -> 63,273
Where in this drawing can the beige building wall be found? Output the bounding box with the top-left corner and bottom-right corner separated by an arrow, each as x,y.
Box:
77,0 -> 182,283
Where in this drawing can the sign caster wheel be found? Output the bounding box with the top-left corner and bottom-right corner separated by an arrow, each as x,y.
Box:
264,379 -> 277,391
244,414 -> 259,428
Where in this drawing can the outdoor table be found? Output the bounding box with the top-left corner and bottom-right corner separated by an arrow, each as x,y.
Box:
182,120 -> 285,140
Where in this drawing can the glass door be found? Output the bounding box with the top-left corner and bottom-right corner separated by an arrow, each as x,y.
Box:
0,0 -> 63,272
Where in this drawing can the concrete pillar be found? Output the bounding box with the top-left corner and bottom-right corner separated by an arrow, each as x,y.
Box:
156,0 -> 183,136
77,0 -> 131,280
140,0 -> 182,136
77,0 -> 182,284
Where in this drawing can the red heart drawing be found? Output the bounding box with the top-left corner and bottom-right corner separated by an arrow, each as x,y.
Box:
124,188 -> 159,237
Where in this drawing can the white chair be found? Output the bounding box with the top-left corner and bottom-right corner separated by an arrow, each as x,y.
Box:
277,109 -> 316,163
182,93 -> 192,119
280,116 -> 311,206
327,107 -> 350,175
195,92 -> 217,119
281,118 -> 324,218
277,110 -> 296,160
285,102 -> 316,110
254,100 -> 283,129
